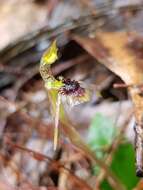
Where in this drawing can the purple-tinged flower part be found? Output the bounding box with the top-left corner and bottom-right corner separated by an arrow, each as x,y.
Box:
59,78 -> 90,106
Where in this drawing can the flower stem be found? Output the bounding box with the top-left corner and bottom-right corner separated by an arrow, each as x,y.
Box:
48,90 -> 126,190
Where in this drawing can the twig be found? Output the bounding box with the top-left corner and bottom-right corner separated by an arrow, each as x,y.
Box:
58,151 -> 69,190
7,142 -> 93,190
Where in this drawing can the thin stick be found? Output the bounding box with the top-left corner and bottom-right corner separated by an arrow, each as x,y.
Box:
113,83 -> 132,89
134,122 -> 143,177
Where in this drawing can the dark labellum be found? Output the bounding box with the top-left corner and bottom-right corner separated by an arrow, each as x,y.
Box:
59,78 -> 85,97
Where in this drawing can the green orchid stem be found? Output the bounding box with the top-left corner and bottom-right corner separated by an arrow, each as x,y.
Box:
48,90 -> 126,190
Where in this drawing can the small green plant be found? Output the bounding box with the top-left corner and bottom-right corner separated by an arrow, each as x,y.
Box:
39,40 -> 89,150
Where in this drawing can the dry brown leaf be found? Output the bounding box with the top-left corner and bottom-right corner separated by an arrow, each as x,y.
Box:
71,31 -> 143,176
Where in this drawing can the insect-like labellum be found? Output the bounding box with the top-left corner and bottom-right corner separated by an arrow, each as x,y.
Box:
60,78 -> 84,96
59,78 -> 89,106
39,40 -> 89,150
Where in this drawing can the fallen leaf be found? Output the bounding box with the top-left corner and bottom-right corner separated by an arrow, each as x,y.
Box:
72,31 -> 143,175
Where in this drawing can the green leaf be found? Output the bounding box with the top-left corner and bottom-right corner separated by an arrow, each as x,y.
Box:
88,113 -> 117,175
87,113 -> 139,190
88,113 -> 116,151
113,143 -> 138,189
101,143 -> 139,190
